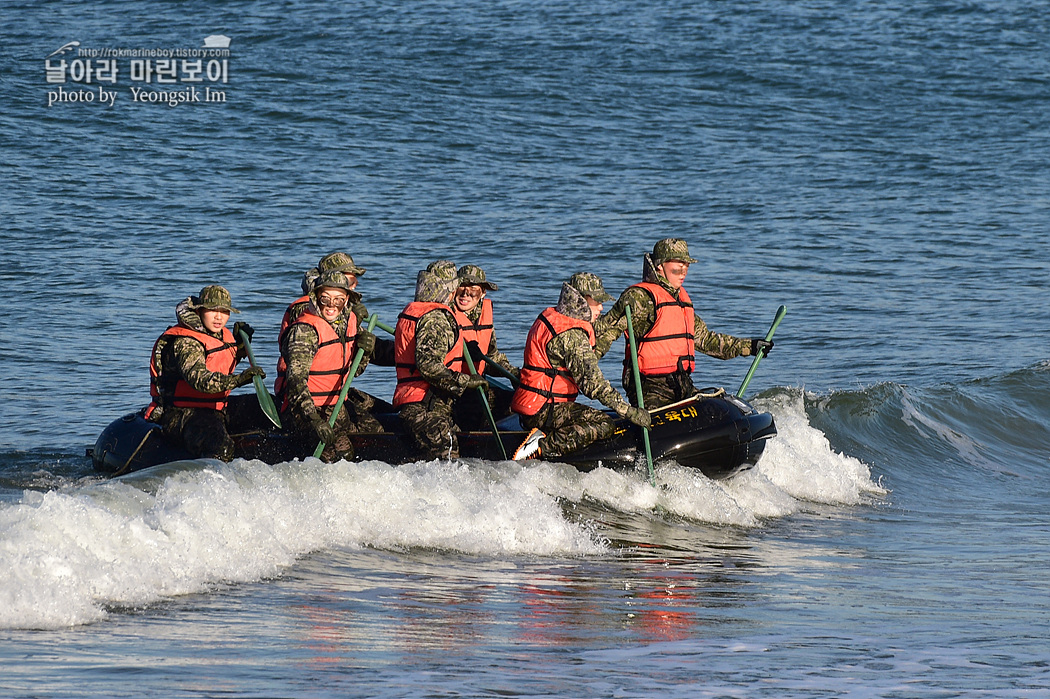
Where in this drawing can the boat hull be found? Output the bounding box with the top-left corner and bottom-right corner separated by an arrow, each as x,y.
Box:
91,390 -> 775,480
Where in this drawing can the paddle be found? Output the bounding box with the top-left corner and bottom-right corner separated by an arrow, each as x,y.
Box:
736,305 -> 787,398
236,328 -> 282,429
624,305 -> 656,487
312,313 -> 380,459
462,340 -> 508,459
465,340 -> 520,388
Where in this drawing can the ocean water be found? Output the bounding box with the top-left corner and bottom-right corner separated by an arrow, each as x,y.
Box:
3,0 -> 1050,696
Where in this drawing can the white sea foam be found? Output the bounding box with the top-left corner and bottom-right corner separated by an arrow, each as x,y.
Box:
748,390 -> 887,505
0,392 -> 881,629
582,389 -> 887,527
0,458 -> 600,630
521,389 -> 885,527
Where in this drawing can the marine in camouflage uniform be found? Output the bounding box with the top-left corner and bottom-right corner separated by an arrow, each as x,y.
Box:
451,264 -> 520,430
593,238 -> 772,409
148,286 -> 264,460
286,252 -> 395,366
513,273 -> 650,459
278,271 -> 384,463
396,261 -> 488,460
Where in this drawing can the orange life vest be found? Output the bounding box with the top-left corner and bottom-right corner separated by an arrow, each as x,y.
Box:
511,307 -> 595,417
393,302 -> 462,407
278,295 -> 310,339
628,282 -> 696,376
147,325 -> 238,417
449,298 -> 494,375
275,310 -> 359,410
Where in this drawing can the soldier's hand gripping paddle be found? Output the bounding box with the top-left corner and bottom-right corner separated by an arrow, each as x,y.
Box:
237,328 -> 282,429
736,305 -> 786,398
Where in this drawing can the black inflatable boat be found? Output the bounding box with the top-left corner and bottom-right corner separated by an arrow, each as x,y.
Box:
90,386 -> 776,481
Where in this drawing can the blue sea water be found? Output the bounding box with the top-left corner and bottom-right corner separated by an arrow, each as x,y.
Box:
2,0 -> 1050,696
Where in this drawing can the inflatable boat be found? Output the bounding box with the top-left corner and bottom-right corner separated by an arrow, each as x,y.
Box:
89,387 -> 776,481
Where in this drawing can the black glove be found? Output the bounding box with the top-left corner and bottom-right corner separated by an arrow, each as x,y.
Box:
465,340 -> 486,364
310,415 -> 336,445
624,405 -> 652,429
355,329 -> 376,355
750,338 -> 774,357
234,365 -> 265,387
463,374 -> 489,392
233,321 -> 255,344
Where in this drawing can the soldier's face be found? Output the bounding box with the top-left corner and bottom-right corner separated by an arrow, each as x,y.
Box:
317,288 -> 349,321
659,261 -> 690,289
585,296 -> 603,322
454,284 -> 484,313
199,309 -> 230,333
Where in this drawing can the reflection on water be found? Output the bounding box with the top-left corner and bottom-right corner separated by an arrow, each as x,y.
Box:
280,503 -> 860,668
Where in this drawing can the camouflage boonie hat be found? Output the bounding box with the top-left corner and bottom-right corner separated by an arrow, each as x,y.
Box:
457,264 -> 498,291
189,285 -> 240,314
651,238 -> 698,266
317,252 -> 366,276
426,260 -> 457,278
567,272 -> 613,303
415,260 -> 458,302
312,270 -> 355,293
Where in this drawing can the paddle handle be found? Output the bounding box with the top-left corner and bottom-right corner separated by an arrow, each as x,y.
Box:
462,340 -> 507,459
625,305 -> 655,486
736,305 -> 787,398
313,314 -> 379,459
464,340 -> 520,388
238,328 -> 261,368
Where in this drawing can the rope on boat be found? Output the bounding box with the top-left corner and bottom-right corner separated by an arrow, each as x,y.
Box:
648,388 -> 726,413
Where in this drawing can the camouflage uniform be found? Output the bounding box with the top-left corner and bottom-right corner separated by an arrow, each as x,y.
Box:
280,272 -> 383,462
151,287 -> 256,460
593,239 -> 755,409
518,274 -> 637,458
452,264 -> 520,430
399,261 -> 483,460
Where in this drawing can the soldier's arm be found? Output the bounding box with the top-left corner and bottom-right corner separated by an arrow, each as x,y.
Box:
172,336 -> 242,393
415,311 -> 472,396
370,337 -> 396,367
282,324 -> 324,422
550,329 -> 630,415
693,315 -> 752,359
593,288 -> 655,359
349,299 -> 395,366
